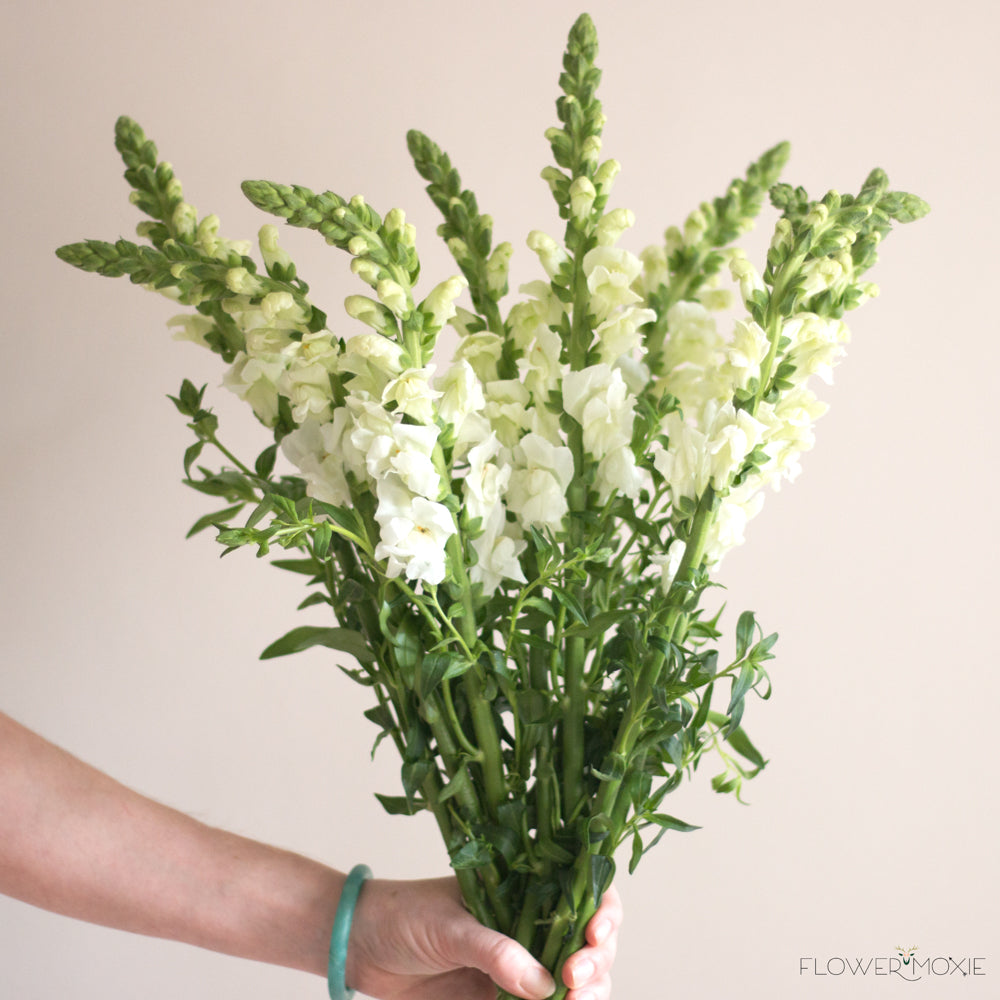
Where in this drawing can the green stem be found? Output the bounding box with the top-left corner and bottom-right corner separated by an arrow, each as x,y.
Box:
561,634 -> 586,819
208,434 -> 255,477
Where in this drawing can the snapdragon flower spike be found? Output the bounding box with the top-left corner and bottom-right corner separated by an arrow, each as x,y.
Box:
57,15 -> 928,997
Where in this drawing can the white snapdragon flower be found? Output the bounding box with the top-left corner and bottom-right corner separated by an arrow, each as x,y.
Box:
167,313 -> 214,348
615,355 -> 651,395
374,485 -> 456,587
704,400 -> 767,490
436,359 -> 486,431
222,352 -> 285,426
563,364 -> 635,458
638,244 -> 669,297
526,231 -> 569,280
463,435 -> 510,534
703,483 -> 766,567
509,281 -> 563,347
727,250 -> 766,309
755,386 -> 828,486
484,379 -> 532,449
653,413 -> 709,504
280,418 -> 352,507
454,330 -> 504,383
346,398 -> 397,484
341,333 -> 405,397
658,364 -> 733,420
516,324 -> 563,396
697,284 -> 735,313
260,291 -> 308,326
783,313 -> 849,385
452,411 -> 494,463
799,251 -> 852,300
594,306 -> 655,365
583,246 -> 644,321
650,538 -> 687,593
421,275 -> 468,330
366,422 -> 440,499
279,331 -> 340,424
723,318 -> 771,391
662,301 -> 722,371
471,532 -> 528,595
596,445 -> 644,502
382,365 -> 442,425
507,432 -> 574,530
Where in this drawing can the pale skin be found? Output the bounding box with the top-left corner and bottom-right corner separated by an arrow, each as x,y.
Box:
0,712 -> 620,999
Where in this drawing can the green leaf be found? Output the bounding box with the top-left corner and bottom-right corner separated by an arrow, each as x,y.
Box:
590,855 -> 615,904
549,587 -> 587,625
438,766 -> 473,805
270,558 -> 323,579
735,610 -> 756,659
416,652 -> 451,699
259,626 -> 374,663
401,759 -> 432,803
255,443 -> 277,479
449,839 -> 494,870
727,661 -> 756,715
374,793 -> 424,816
296,591 -> 330,610
590,752 -> 626,782
629,832 -> 644,874
647,812 -> 701,833
185,503 -> 244,539
691,681 -> 714,732
725,726 -> 767,769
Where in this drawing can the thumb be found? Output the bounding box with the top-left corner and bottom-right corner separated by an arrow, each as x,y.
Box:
448,918 -> 557,999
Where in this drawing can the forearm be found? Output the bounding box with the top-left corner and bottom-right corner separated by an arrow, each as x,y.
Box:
0,712 -> 341,974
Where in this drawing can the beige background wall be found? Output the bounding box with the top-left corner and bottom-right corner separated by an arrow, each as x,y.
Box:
2,0 -> 996,996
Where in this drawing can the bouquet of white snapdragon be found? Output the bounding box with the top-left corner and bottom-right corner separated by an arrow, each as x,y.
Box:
57,14 -> 926,997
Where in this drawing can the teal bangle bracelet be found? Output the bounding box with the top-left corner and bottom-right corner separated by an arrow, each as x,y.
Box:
327,864 -> 372,1000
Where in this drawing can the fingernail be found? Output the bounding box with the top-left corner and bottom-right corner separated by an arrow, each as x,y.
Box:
576,992 -> 595,1000
570,959 -> 595,987
592,919 -> 610,944
520,965 -> 556,998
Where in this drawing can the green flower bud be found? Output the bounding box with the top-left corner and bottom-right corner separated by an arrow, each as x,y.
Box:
384,207 -> 406,234
345,294 -> 393,333
594,158 -> 621,193
595,208 -> 635,247
486,242 -> 513,295
447,237 -> 470,261
376,278 -> 409,316
683,209 -> 709,247
258,224 -> 293,273
569,176 -> 597,219
171,201 -> 197,239
351,257 -> 380,286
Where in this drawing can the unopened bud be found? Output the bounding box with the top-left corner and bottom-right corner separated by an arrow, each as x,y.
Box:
595,208 -> 635,247
569,175 -> 597,220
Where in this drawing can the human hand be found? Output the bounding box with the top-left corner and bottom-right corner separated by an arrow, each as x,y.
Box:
345,876 -> 622,1000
